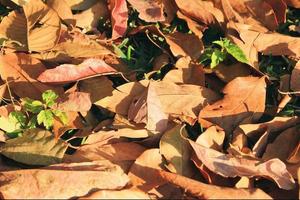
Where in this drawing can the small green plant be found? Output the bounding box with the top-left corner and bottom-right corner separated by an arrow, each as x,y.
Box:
8,90 -> 68,137
200,38 -> 248,68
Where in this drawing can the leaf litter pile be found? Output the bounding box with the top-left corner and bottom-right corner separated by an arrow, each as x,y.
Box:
0,0 -> 299,199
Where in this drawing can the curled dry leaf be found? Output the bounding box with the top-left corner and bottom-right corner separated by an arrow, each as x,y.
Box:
0,0 -> 61,51
189,140 -> 295,190
0,53 -> 63,100
0,160 -> 129,199
127,0 -> 165,22
109,0 -> 128,39
0,129 -> 68,165
38,58 -> 117,84
199,76 -> 266,133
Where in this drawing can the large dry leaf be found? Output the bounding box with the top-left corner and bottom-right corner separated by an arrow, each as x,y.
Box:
63,142 -> 145,172
38,58 -> 117,84
0,53 -> 62,100
127,0 -> 165,22
163,56 -> 205,86
165,32 -> 204,60
291,60 -> 300,93
195,126 -> 225,151
159,125 -> 193,177
110,0 -> 128,39
175,0 -> 223,25
95,80 -> 149,115
0,160 -> 129,199
190,140 -> 295,190
78,76 -> 114,103
128,148 -> 167,191
74,1 -> 109,31
199,76 -> 266,133
128,82 -> 169,133
263,127 -> 300,161
0,0 -> 61,51
129,81 -> 220,126
79,187 -> 150,199
156,170 -> 272,199
54,92 -> 92,112
65,0 -> 98,10
0,129 -> 68,165
47,0 -> 74,25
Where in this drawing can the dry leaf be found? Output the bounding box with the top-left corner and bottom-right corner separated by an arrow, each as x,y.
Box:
163,56 -> 205,86
74,1 -> 109,31
110,0 -> 128,39
0,0 -> 61,51
190,140 -> 295,190
177,11 -> 205,38
195,126 -> 225,151
54,92 -> 92,112
0,53 -> 63,99
159,124 -> 193,177
129,81 -> 220,126
165,32 -> 204,60
127,0 -> 165,22
65,0 -> 98,10
78,76 -> 114,103
38,58 -> 117,84
291,60 -> 300,93
157,170 -> 272,199
79,187 -> 150,199
199,76 -> 266,133
0,160 -> 129,199
47,0 -> 74,25
128,148 -> 167,191
263,126 -> 300,161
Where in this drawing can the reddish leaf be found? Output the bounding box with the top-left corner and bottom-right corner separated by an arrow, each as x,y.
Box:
37,58 -> 117,84
110,0 -> 128,39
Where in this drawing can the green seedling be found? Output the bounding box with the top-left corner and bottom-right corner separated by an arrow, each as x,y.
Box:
200,38 -> 248,68
8,90 -> 67,137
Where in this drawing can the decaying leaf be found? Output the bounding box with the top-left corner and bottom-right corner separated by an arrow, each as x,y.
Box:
0,0 -> 61,51
291,60 -> 300,94
0,129 -> 68,165
38,58 -> 117,84
0,160 -> 129,199
189,140 -> 295,190
54,92 -> 92,112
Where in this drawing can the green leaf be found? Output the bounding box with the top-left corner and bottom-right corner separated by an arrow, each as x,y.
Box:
0,128 -> 68,165
23,98 -> 44,114
214,38 -> 248,64
52,110 -> 68,125
37,110 -> 54,129
211,49 -> 226,68
42,90 -> 58,107
9,111 -> 27,128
